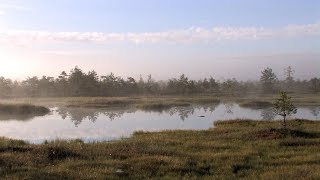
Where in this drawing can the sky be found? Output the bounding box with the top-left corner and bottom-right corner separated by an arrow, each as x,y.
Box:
0,0 -> 319,81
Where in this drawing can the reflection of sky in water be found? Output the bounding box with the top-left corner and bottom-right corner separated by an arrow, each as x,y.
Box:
0,104 -> 319,144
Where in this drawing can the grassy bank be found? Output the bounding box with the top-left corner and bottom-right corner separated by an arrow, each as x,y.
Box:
0,119 -> 319,179
1,94 -> 319,108
0,103 -> 50,116
66,96 -> 221,109
0,103 -> 50,120
235,93 -> 320,107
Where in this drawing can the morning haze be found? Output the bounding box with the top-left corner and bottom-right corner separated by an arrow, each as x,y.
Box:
1,0 -> 320,80
0,0 -> 320,179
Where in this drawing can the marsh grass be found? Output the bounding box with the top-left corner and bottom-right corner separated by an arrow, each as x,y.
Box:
1,93 -> 320,108
66,98 -> 139,108
0,103 -> 50,116
64,96 -> 221,110
0,119 -> 319,179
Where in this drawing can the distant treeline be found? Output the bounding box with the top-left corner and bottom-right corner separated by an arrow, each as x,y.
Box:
0,66 -> 319,97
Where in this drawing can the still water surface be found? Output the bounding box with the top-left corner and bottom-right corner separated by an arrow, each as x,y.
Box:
0,103 -> 319,143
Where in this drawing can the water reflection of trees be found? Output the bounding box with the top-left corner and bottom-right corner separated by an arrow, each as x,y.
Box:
261,108 -> 277,120
55,107 -> 126,126
168,106 -> 195,121
200,104 -> 219,113
55,103 -> 219,126
224,103 -> 234,114
309,107 -> 320,117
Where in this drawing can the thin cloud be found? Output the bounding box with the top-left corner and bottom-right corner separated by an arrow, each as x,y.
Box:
0,1 -> 31,11
0,10 -> 5,15
0,23 -> 319,46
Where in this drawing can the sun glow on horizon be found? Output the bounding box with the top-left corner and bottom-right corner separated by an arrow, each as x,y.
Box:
0,53 -> 29,79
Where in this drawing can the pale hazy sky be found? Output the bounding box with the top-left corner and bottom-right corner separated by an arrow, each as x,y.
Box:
0,0 -> 319,80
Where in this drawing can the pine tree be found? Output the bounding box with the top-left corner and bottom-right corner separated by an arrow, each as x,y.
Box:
273,91 -> 297,127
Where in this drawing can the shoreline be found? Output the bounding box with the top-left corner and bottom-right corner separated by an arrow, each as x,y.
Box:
0,119 -> 319,179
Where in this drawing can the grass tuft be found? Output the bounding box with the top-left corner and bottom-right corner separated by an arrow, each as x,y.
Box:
46,147 -> 83,161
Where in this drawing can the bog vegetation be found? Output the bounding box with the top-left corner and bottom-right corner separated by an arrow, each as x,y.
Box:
0,103 -> 50,115
0,120 -> 319,179
0,66 -> 319,97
